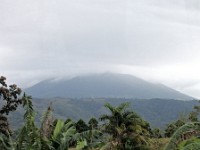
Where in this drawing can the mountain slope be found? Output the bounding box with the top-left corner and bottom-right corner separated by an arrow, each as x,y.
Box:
9,98 -> 199,129
26,73 -> 193,100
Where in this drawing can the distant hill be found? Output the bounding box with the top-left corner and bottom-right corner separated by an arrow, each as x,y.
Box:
26,73 -> 193,100
9,98 -> 199,129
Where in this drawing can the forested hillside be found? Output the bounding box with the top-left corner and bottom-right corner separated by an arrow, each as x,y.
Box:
9,98 -> 199,129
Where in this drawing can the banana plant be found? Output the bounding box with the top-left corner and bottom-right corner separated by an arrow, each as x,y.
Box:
165,122 -> 200,150
51,119 -> 76,150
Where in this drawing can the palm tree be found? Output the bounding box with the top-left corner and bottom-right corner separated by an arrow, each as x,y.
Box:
99,102 -> 150,150
88,118 -> 98,130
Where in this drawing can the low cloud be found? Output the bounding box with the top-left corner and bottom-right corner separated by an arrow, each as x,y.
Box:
1,0 -> 200,97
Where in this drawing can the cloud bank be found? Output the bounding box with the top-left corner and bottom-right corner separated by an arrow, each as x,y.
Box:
1,0 -> 200,97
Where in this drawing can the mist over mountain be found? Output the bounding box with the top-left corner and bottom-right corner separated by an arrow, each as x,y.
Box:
26,73 -> 193,100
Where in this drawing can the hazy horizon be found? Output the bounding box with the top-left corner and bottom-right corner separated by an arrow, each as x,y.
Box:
1,0 -> 200,98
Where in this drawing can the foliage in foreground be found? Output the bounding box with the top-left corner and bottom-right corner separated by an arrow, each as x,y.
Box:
99,102 -> 151,150
0,76 -> 22,137
0,93 -> 152,150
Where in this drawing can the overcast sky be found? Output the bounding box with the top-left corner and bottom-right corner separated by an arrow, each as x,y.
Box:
1,0 -> 200,98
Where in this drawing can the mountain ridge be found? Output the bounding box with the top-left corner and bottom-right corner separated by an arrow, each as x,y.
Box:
26,73 -> 193,100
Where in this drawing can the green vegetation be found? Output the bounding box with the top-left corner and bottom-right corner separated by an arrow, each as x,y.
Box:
8,97 -> 198,130
1,76 -> 200,150
99,102 -> 150,149
164,101 -> 200,150
0,76 -> 22,136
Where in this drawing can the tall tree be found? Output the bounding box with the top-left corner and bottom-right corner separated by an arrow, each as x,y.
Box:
88,118 -> 98,130
188,101 -> 200,122
165,119 -> 185,138
0,76 -> 22,136
76,119 -> 89,133
99,102 -> 150,150
16,94 -> 41,150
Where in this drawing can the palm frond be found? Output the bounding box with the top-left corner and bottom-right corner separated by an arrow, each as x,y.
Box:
117,102 -> 130,112
165,122 -> 200,150
104,103 -> 115,114
182,142 -> 200,150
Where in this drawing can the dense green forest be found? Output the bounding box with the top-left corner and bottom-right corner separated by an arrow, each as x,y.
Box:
8,98 -> 198,130
9,97 -> 198,129
1,76 -> 200,150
